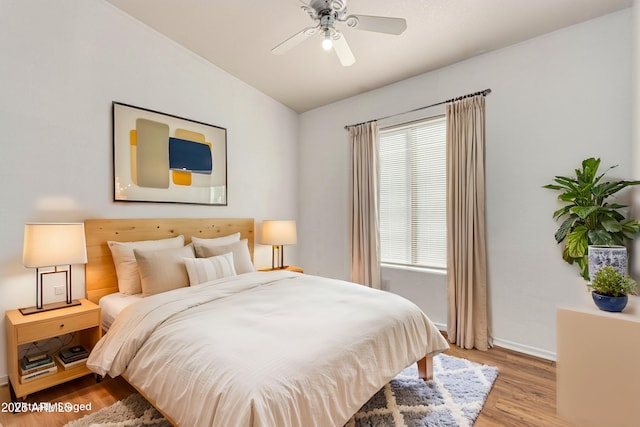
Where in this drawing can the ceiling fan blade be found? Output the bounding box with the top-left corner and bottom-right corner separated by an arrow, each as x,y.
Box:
332,32 -> 355,67
348,14 -> 407,35
272,26 -> 318,55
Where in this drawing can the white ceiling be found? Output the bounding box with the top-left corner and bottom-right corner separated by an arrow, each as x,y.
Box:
106,0 -> 632,112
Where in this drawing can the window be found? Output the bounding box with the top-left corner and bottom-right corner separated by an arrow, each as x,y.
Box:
379,116 -> 447,269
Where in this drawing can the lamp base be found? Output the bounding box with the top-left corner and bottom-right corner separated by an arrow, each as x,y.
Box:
19,299 -> 81,316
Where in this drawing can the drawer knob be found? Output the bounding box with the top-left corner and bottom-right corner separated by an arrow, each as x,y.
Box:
60,324 -> 64,328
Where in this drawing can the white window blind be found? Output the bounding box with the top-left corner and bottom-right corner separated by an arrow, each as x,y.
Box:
379,116 -> 447,269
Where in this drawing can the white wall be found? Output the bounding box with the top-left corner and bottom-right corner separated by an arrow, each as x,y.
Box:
0,0 -> 299,382
299,9 -> 633,359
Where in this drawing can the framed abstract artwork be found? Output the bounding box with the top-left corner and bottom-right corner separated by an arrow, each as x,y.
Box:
112,102 -> 227,205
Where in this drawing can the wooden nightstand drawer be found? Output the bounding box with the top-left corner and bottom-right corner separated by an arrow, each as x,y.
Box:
16,310 -> 99,344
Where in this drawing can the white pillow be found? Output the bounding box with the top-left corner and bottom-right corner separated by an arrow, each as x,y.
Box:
133,244 -> 195,297
191,232 -> 241,258
196,239 -> 255,274
183,252 -> 236,285
108,235 -> 185,295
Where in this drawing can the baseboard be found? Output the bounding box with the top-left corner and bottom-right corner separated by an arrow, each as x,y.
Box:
0,375 -> 7,387
434,323 -> 557,361
491,337 -> 557,361
434,322 -> 447,332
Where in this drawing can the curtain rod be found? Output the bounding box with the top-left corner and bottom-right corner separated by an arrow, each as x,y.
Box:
344,88 -> 492,130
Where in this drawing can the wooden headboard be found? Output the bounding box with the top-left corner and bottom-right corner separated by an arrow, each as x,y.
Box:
84,218 -> 254,304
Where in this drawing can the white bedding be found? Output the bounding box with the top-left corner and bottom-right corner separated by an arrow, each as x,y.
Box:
88,270 -> 449,427
99,292 -> 143,332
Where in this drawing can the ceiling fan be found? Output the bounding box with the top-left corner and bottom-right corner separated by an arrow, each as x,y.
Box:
272,0 -> 407,67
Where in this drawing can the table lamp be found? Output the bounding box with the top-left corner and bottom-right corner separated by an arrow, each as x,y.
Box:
21,223 -> 87,315
261,220 -> 297,269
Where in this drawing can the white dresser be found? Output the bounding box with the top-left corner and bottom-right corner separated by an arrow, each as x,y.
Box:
557,297 -> 640,427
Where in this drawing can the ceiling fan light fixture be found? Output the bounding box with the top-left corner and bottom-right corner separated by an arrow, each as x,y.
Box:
321,27 -> 334,50
322,33 -> 333,50
273,0 -> 407,67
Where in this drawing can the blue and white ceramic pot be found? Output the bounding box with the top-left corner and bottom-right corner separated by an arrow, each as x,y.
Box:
587,245 -> 627,281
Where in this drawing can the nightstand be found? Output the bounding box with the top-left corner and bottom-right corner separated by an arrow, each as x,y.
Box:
259,265 -> 304,273
5,299 -> 101,399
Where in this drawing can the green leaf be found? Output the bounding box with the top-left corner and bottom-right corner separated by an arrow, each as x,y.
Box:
558,192 -> 581,202
576,158 -> 600,183
611,234 -> 625,245
600,217 -> 622,233
552,205 -> 573,219
593,181 -> 637,199
553,176 -> 579,187
576,256 -> 590,281
607,203 -> 629,210
566,226 -> 588,258
600,209 -> 625,222
570,206 -> 598,219
587,229 -> 614,245
622,219 -> 640,234
562,246 -> 574,264
542,184 -> 564,190
544,176 -> 578,193
555,215 -> 579,243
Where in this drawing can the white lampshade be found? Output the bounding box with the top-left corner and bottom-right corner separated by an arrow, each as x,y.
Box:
261,220 -> 297,245
23,223 -> 88,268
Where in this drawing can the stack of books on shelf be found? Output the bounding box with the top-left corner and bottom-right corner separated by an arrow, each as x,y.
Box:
19,353 -> 57,383
55,345 -> 89,370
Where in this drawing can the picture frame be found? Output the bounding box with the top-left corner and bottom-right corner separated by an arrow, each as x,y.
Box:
112,102 -> 227,205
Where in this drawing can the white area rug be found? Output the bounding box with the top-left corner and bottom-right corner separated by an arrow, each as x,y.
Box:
346,353 -> 499,427
65,354 -> 497,427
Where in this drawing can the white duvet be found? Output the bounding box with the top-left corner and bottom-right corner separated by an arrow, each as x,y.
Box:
88,271 -> 449,427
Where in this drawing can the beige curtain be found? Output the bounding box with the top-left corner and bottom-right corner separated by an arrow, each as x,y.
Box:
349,122 -> 381,289
446,96 -> 489,350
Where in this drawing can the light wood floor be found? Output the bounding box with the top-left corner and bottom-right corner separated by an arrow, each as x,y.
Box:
0,344 -> 572,427
446,345 -> 572,427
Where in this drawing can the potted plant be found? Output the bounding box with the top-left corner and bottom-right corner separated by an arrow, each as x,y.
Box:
588,266 -> 637,312
543,157 -> 640,280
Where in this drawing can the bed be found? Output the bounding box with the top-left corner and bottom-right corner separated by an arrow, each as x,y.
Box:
84,218 -> 449,427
